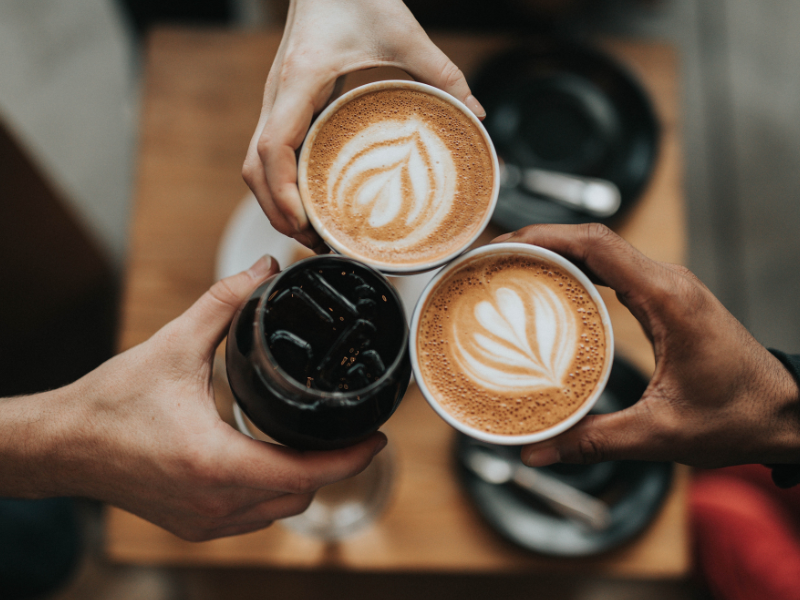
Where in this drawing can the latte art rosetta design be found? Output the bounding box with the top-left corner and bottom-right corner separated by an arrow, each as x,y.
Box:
454,283 -> 579,391
326,118 -> 457,249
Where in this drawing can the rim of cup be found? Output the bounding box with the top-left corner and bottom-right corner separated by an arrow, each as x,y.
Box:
297,80 -> 500,276
409,242 -> 615,446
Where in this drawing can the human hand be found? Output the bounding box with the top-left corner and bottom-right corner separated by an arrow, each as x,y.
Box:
242,0 -> 485,251
31,256 -> 386,541
492,224 -> 800,469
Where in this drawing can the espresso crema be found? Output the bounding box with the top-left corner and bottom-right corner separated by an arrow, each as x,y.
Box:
303,88 -> 495,268
417,253 -> 607,435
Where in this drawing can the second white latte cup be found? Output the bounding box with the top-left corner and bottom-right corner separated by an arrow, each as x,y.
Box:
410,243 -> 615,446
297,80 -> 500,275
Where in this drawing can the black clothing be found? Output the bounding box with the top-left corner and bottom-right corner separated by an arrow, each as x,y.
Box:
767,349 -> 800,488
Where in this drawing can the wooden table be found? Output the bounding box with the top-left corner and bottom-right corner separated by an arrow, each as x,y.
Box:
108,28 -> 688,578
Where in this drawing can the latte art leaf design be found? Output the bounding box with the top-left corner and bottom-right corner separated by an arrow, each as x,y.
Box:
327,119 -> 457,248
454,284 -> 579,391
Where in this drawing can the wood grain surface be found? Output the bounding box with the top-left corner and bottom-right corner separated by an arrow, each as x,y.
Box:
108,28 -> 688,577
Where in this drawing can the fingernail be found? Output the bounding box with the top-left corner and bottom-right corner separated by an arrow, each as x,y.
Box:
247,255 -> 275,278
493,231 -> 515,243
523,445 -> 560,467
465,95 -> 486,119
372,435 -> 388,457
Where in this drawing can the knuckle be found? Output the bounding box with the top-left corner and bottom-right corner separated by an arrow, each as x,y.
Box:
285,472 -> 316,495
172,519 -> 217,542
177,446 -> 228,488
281,50 -> 330,81
652,265 -> 708,320
668,263 -> 694,279
649,405 -> 682,445
290,494 -> 315,516
273,220 -> 295,238
582,222 -> 617,248
575,435 -> 605,464
242,159 -> 258,187
276,494 -> 315,519
279,52 -> 306,81
207,278 -> 242,312
439,61 -> 465,91
192,496 -> 232,520
151,322 -> 184,354
681,280 -> 708,315
256,132 -> 275,163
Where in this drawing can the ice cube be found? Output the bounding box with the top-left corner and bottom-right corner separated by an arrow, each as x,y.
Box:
303,271 -> 358,317
345,272 -> 377,300
355,284 -> 376,300
345,363 -> 371,391
313,319 -> 377,391
356,298 -> 377,318
268,330 -> 313,382
271,286 -> 333,324
358,349 -> 386,380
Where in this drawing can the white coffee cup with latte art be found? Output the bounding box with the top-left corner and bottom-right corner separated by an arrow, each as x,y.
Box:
298,80 -> 499,275
410,243 -> 614,445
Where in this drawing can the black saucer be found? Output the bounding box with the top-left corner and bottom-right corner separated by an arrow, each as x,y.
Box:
455,355 -> 673,557
471,40 -> 659,228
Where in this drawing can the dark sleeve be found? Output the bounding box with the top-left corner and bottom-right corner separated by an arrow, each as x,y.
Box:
766,349 -> 800,488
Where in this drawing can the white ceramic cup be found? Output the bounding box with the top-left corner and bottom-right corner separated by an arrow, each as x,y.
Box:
297,80 -> 500,276
409,242 -> 615,445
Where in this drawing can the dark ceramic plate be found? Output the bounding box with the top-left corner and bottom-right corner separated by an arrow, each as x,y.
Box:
470,40 -> 659,228
455,356 -> 673,557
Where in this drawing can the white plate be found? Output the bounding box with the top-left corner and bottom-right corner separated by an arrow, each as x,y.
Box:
216,194 -> 438,322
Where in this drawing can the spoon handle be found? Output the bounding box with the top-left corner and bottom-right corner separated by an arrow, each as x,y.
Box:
501,163 -> 621,218
512,465 -> 612,531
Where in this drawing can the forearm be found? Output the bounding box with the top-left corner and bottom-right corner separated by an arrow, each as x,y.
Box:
0,385 -> 85,498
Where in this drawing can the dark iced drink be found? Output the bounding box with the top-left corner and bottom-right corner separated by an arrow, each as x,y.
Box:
226,255 -> 410,450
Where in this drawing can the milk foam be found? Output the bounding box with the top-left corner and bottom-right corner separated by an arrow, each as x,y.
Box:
327,118 -> 457,252
417,254 -> 607,436
305,88 -> 495,267
454,283 -> 579,391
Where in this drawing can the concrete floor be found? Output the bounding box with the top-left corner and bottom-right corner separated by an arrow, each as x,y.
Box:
3,0 -> 800,597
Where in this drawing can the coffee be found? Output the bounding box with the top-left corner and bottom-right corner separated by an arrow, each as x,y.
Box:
226,256 -> 411,450
415,249 -> 609,437
299,81 -> 497,273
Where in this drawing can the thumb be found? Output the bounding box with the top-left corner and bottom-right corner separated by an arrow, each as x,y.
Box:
397,35 -> 485,119
520,407 -> 664,467
494,223 -> 671,334
176,255 -> 280,357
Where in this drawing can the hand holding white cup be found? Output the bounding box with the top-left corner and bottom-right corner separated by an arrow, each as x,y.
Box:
297,80 -> 499,275
411,243 -> 614,446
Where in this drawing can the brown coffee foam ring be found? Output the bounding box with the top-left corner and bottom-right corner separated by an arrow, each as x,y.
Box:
302,86 -> 495,269
417,252 -> 608,437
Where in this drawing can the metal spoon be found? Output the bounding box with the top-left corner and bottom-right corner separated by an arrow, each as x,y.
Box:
462,445 -> 612,531
499,162 -> 622,219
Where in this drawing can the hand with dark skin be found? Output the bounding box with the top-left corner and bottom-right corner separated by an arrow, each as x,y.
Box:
492,224 -> 800,469
0,255 -> 387,541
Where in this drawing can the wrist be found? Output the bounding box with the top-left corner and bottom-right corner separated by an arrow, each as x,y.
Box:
0,383 -> 90,498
